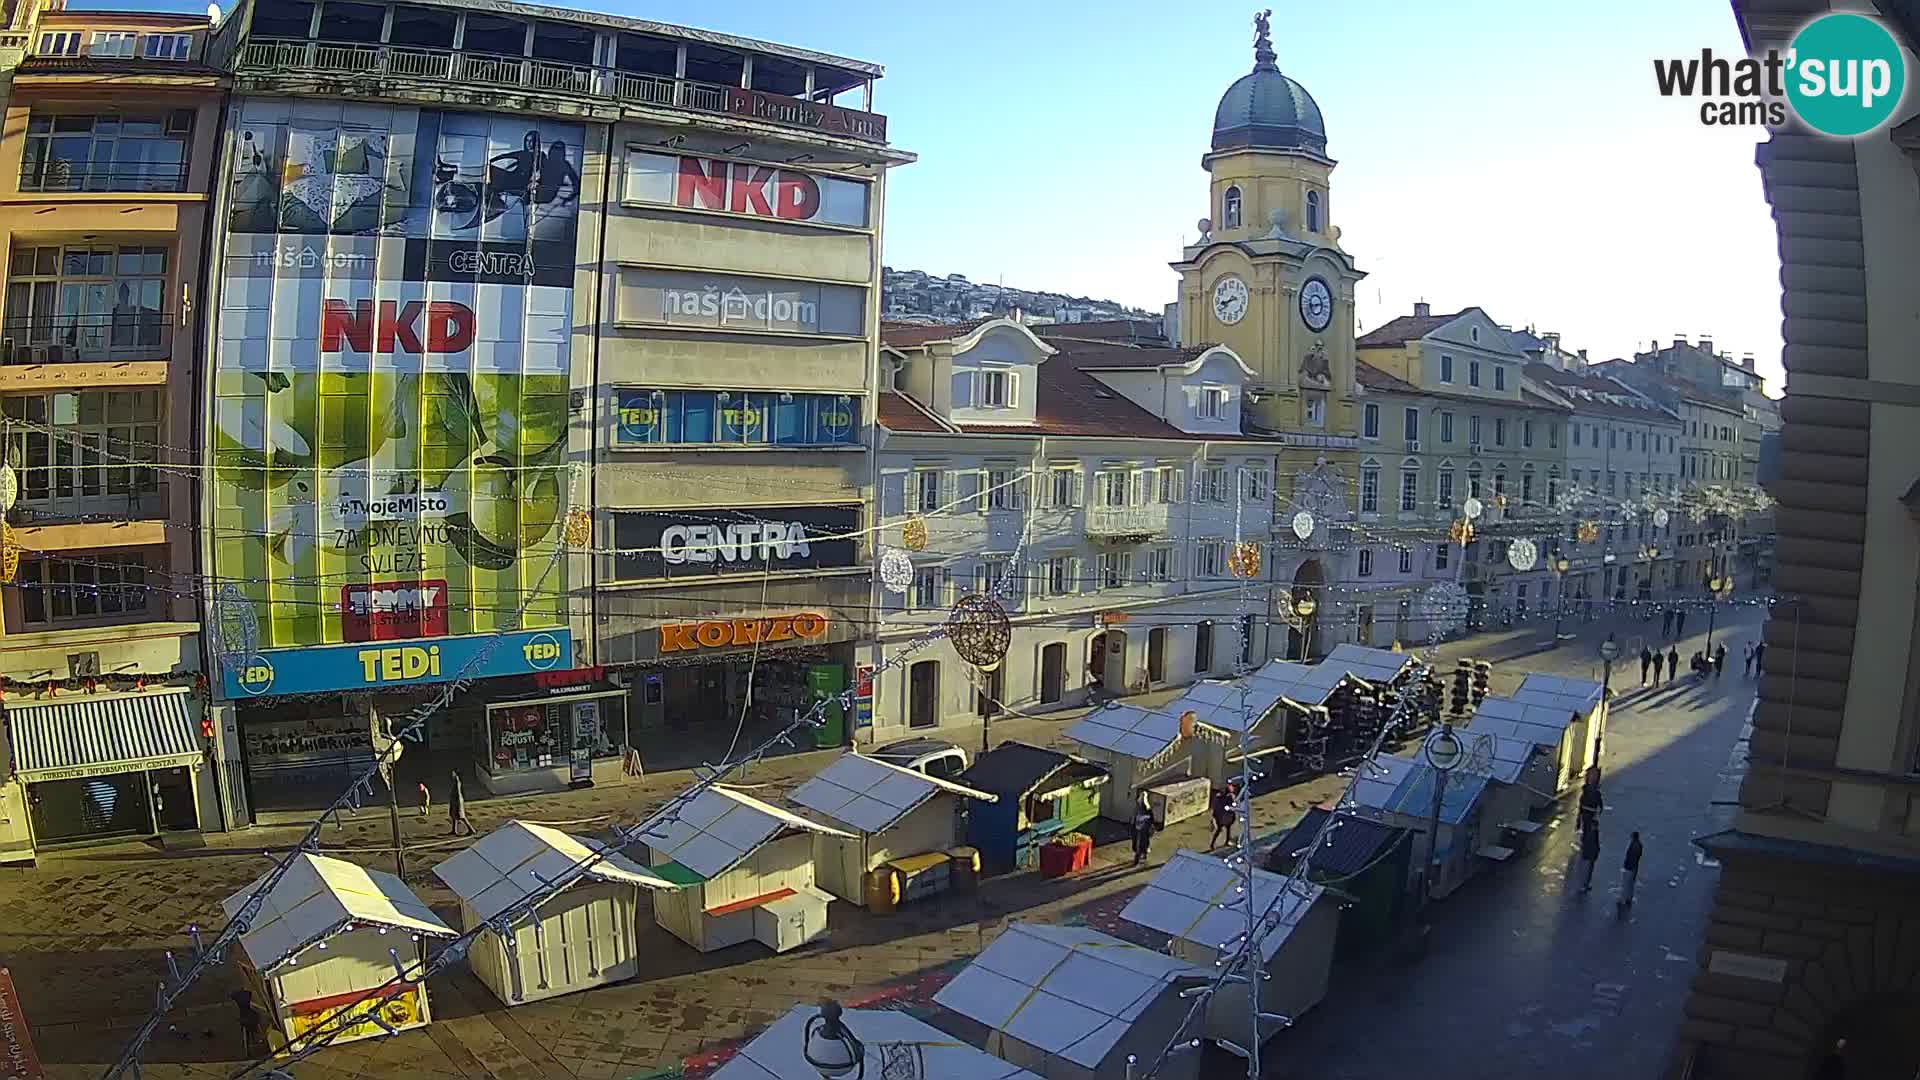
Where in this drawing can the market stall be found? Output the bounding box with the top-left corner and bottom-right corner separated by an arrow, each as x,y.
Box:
1466,684 -> 1602,802
1319,643 -> 1417,688
431,820 -> 676,1005
1120,849 -> 1337,1050
1512,674 -> 1607,783
1350,755 -> 1497,899
957,742 -> 1109,872
1062,702 -> 1198,822
641,785 -> 851,954
933,921 -> 1206,1080
710,1002 -> 1042,1080
787,753 -> 993,910
222,853 -> 455,1051
1268,808 -> 1410,954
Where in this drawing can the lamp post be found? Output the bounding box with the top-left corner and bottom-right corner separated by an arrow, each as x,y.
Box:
1703,573 -> 1734,653
1598,635 -> 1620,697
803,1000 -> 865,1079
1420,724 -> 1464,915
1295,593 -> 1318,661
1551,556 -> 1572,642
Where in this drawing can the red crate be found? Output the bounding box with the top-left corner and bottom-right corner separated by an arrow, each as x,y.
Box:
1038,834 -> 1092,877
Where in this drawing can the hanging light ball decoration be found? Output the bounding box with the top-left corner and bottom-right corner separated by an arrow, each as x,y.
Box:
1577,521 -> 1600,544
1653,508 -> 1671,529
1420,581 -> 1471,642
0,522 -> 17,585
1507,537 -> 1539,572
1291,510 -> 1316,541
1227,541 -> 1263,579
562,507 -> 592,549
878,547 -> 914,594
1449,519 -> 1475,546
1495,493 -> 1509,511
1462,496 -> 1484,521
946,594 -> 1012,672
900,516 -> 929,552
0,462 -> 16,513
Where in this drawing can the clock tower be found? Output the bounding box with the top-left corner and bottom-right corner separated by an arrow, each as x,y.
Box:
1171,10 -> 1365,441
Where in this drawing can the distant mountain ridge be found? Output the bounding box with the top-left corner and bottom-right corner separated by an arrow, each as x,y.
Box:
881,266 -> 1154,326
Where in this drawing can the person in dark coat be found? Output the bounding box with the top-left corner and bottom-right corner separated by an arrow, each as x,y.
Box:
1619,831 -> 1644,908
1675,609 -> 1688,638
1753,640 -> 1767,675
447,770 -> 473,836
1743,641 -> 1755,677
1662,608 -> 1675,639
1713,642 -> 1728,678
1131,795 -> 1158,867
1579,821 -> 1601,893
231,989 -> 264,1056
1666,646 -> 1679,682
1578,776 -> 1604,834
1639,646 -> 1654,687
1209,782 -> 1238,849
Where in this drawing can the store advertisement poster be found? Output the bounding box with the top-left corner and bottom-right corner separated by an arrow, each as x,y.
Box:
0,968 -> 43,1080
854,663 -> 874,730
211,100 -> 579,664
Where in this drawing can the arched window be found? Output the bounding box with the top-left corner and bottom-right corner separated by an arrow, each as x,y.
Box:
1223,186 -> 1242,229
1547,466 -> 1561,508
1305,190 -> 1322,232
1466,463 -> 1483,499
1521,463 -> 1536,504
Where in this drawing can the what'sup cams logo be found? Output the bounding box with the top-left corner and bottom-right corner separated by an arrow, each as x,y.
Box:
1655,12 -> 1907,136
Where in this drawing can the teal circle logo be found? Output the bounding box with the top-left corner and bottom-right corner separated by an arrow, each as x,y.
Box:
1786,13 -> 1906,137
236,654 -> 275,696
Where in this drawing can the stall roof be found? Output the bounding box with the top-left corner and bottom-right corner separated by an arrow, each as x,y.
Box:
1270,807 -> 1409,878
1350,754 -> 1419,811
934,922 -> 1206,1070
710,1005 -> 1041,1080
1064,703 -> 1185,761
640,786 -> 853,881
1320,643 -> 1416,685
1469,696 -> 1579,746
432,820 -> 677,924
1171,677 -> 1305,734
1247,658 -> 1344,706
1512,674 -> 1606,714
960,742 -> 1107,801
789,753 -> 995,835
1366,759 -> 1491,826
1121,849 -> 1324,963
222,853 -> 454,972
1466,730 -> 1543,786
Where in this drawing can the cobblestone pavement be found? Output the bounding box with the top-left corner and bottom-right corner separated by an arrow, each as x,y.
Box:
0,606 -> 1765,1079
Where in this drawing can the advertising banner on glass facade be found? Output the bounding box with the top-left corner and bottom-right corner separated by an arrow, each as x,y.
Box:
611,504 -> 860,581
613,268 -> 864,335
223,628 -> 573,699
620,151 -> 870,228
211,101 -> 579,686
612,388 -> 859,447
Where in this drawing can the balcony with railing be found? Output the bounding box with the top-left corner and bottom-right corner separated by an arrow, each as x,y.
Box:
1086,502 -> 1171,541
0,313 -> 174,366
235,38 -> 889,144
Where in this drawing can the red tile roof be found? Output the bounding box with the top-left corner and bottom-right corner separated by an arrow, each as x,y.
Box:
1355,311 -> 1463,347
877,391 -> 951,433
880,319 -> 995,348
958,362 -> 1188,438
1355,362 -> 1419,394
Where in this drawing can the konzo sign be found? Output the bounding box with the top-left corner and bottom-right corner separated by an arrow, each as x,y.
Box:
615,268 -> 865,336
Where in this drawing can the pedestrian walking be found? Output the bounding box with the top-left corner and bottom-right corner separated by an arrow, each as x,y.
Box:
231,989 -> 264,1057
1131,795 -> 1158,867
1638,646 -> 1654,687
1713,642 -> 1728,678
447,770 -> 473,836
1816,1038 -> 1847,1080
1578,774 -> 1604,834
1743,641 -> 1755,676
1676,609 -> 1687,638
1579,820 -> 1601,893
1662,608 -> 1674,639
1666,646 -> 1679,682
1754,640 -> 1767,676
417,781 -> 431,818
1618,831 -> 1643,909
1209,782 -> 1238,849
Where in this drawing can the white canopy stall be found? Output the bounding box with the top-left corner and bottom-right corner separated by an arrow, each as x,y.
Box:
1062,702 -> 1198,822
222,853 -> 454,1051
1468,687 -> 1601,802
787,753 -> 994,910
1119,849 -> 1337,1053
642,786 -> 852,954
934,922 -> 1206,1080
431,820 -> 676,1005
709,1004 -> 1042,1080
1319,643 -> 1417,687
1512,674 -> 1607,780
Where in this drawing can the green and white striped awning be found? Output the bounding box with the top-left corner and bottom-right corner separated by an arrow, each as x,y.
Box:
7,689 -> 201,783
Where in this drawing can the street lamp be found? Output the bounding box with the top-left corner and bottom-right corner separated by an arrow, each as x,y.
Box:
803,1000 -> 865,1079
1551,555 -> 1572,642
1703,573 -> 1734,653
1294,593 -> 1318,661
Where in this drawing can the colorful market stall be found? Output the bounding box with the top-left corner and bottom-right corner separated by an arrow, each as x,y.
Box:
641,786 -> 852,954
431,820 -> 676,1005
1120,849 -> 1338,1050
1268,808 -> 1411,954
933,922 -> 1206,1080
222,853 -> 455,1050
1350,755 -> 1498,899
958,742 -> 1109,872
787,752 -> 994,910
709,1002 -> 1043,1080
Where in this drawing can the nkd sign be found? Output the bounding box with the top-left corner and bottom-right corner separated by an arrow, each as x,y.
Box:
611,503 -> 859,580
622,151 -> 870,229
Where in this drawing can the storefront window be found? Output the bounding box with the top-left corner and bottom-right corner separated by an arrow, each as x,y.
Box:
614,389 -> 859,448
483,695 -> 628,776
488,703 -> 562,773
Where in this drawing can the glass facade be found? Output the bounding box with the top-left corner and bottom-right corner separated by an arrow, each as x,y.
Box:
614,389 -> 859,447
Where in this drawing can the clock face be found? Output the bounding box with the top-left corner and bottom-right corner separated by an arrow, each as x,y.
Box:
1212,276 -> 1249,326
1299,277 -> 1334,332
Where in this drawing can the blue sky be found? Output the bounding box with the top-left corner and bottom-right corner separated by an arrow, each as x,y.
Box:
97,0 -> 1783,388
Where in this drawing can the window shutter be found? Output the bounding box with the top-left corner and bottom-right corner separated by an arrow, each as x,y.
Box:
940,567 -> 953,606
955,371 -> 974,409
1070,470 -> 1085,508
940,471 -> 957,510
1010,472 -> 1027,510
1068,557 -> 1083,593
1173,468 -> 1187,503
881,472 -> 905,517
1006,371 -> 1020,408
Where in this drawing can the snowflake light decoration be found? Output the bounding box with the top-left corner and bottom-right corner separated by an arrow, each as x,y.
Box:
1507,538 -> 1539,572
878,547 -> 914,594
1420,581 -> 1470,641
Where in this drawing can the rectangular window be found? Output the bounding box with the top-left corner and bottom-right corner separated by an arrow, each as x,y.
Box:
1150,547 -> 1174,582
1440,411 -> 1454,443
984,467 -> 1025,511
1048,468 -> 1080,508
1360,467 -> 1380,513
1204,467 -> 1229,502
1607,471 -> 1618,495
1197,540 -> 1226,578
1523,420 -> 1534,448
3,390 -> 161,510
141,33 -> 193,60
1045,556 -> 1070,596
912,470 -> 942,513
20,111 -> 193,193
1198,387 -> 1228,419
18,552 -> 150,625
1469,360 -> 1481,387
1304,393 -> 1326,427
1522,472 -> 1535,503
1549,423 -> 1559,449
911,567 -> 945,609
1440,355 -> 1454,383
1572,425 -> 1582,447
1358,549 -> 1374,576
5,244 -> 171,362
1195,621 -> 1215,674
1244,466 -> 1269,502
1404,407 -> 1419,442
978,369 -> 1011,408
1435,543 -> 1450,570
88,31 -> 138,58
1400,469 -> 1419,512
1100,551 -> 1131,588
1437,469 -> 1454,507
1494,418 -> 1507,447
1470,415 -> 1482,444
613,389 -> 859,448
37,32 -> 81,56
1494,366 -> 1507,391
1609,428 -> 1618,449
1398,548 -> 1413,573
1363,403 -> 1380,438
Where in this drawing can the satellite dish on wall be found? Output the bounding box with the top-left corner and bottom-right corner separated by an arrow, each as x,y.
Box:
207,3 -> 223,25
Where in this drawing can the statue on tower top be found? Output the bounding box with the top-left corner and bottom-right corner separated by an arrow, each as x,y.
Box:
1253,9 -> 1277,71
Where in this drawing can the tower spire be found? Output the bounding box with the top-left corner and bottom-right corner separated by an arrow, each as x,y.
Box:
1253,9 -> 1277,71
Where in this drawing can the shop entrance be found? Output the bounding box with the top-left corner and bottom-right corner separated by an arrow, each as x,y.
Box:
1039,643 -> 1066,705
153,766 -> 198,832
28,773 -> 152,844
909,660 -> 939,729
633,644 -> 847,773
1147,627 -> 1167,684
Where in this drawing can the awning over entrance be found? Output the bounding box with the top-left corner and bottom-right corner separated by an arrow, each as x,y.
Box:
7,689 -> 201,782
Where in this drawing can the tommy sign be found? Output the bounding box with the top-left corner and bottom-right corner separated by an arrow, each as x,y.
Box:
622,152 -> 870,229
612,504 -> 858,580
615,268 -> 865,336
341,579 -> 450,642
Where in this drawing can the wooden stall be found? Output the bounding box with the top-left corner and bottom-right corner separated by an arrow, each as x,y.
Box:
431,820 -> 675,1005
222,853 -> 454,1051
933,922 -> 1206,1080
787,752 -> 994,910
1121,849 -> 1339,1051
1062,702 -> 1198,822
1511,674 -> 1608,781
958,742 -> 1109,872
710,1003 -> 1042,1080
1269,808 -> 1411,954
1350,755 -> 1499,899
641,786 -> 851,954
1467,685 -> 1602,803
